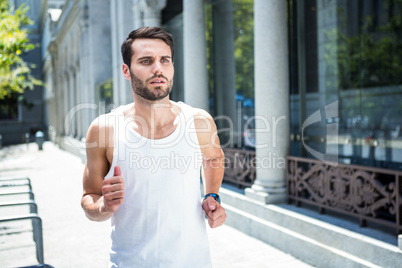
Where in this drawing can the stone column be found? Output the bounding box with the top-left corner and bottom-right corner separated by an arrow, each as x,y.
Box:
132,0 -> 143,29
111,0 -> 135,106
78,3 -> 94,138
245,0 -> 290,204
164,14 -> 184,102
62,74 -> 69,136
56,73 -> 63,140
68,70 -> 76,137
183,0 -> 209,111
212,0 -> 238,146
48,42 -> 62,142
141,0 -> 166,27
75,68 -> 83,139
87,0 -> 111,122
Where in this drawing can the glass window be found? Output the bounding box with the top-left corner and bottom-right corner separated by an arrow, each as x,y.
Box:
97,79 -> 113,114
233,0 -> 255,102
0,95 -> 19,120
206,0 -> 254,148
289,0 -> 402,170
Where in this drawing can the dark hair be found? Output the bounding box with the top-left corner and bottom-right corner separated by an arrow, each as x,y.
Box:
121,26 -> 174,68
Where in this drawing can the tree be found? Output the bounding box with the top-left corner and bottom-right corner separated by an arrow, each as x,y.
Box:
0,0 -> 42,100
205,0 -> 254,99
324,0 -> 402,91
323,0 -> 402,166
232,0 -> 254,98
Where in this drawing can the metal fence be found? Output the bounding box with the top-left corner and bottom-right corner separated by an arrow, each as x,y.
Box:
222,148 -> 256,188
287,156 -> 402,234
0,177 -> 53,267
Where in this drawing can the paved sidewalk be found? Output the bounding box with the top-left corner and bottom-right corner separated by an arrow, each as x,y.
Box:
0,142 -> 313,268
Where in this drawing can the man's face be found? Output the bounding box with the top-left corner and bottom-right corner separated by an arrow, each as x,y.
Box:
127,38 -> 174,101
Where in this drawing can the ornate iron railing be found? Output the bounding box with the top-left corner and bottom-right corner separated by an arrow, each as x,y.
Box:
222,148 -> 256,187
287,156 -> 402,234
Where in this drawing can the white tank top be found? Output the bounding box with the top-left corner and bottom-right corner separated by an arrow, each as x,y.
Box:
104,102 -> 212,268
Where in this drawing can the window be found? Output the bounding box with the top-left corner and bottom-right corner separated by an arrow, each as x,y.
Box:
0,94 -> 19,120
289,0 -> 402,170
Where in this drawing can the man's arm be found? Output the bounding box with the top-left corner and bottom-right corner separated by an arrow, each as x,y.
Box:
194,109 -> 227,228
81,116 -> 124,222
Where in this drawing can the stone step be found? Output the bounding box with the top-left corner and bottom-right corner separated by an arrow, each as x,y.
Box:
219,187 -> 402,268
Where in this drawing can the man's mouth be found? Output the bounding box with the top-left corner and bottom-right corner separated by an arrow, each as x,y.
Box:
150,80 -> 165,84
148,75 -> 168,85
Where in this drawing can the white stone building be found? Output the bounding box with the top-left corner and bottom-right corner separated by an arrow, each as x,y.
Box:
38,0 -> 402,200
2,0 -> 402,265
38,0 -> 290,204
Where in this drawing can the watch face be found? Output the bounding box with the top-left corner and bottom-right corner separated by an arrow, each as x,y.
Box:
204,193 -> 220,204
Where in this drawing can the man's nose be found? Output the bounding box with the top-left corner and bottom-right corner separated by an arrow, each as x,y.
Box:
152,62 -> 162,75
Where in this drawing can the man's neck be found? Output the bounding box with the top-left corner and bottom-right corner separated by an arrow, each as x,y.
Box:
131,96 -> 178,131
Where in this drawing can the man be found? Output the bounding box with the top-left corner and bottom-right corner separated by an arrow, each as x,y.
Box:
81,26 -> 226,267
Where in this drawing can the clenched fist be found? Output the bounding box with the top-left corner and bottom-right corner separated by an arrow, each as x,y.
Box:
202,196 -> 227,228
101,165 -> 125,213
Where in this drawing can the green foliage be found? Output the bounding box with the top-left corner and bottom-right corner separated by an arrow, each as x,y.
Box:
205,0 -> 254,99
232,0 -> 254,98
323,0 -> 402,131
205,3 -> 214,96
324,0 -> 402,90
0,0 -> 42,100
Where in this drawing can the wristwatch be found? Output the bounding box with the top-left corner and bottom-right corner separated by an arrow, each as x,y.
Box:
203,193 -> 221,204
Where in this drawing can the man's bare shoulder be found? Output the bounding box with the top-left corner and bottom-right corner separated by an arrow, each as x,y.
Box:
173,102 -> 215,129
88,113 -> 113,135
187,106 -> 221,154
173,102 -> 210,119
86,104 -> 132,145
88,104 -> 132,132
85,115 -> 113,149
192,108 -> 214,129
192,107 -> 212,119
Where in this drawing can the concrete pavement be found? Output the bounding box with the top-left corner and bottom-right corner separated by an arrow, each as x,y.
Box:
0,142 -> 313,268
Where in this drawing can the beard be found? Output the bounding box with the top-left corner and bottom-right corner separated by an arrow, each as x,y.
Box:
130,70 -> 173,101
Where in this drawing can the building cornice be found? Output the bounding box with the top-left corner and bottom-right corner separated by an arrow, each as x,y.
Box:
39,0 -> 49,33
51,0 -> 80,46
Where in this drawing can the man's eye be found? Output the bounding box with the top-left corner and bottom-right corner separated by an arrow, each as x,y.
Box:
162,59 -> 169,63
141,60 -> 150,64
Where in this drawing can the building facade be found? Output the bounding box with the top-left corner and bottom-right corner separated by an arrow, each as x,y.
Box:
36,0 -> 292,205
6,0 -> 401,232
0,0 -> 45,146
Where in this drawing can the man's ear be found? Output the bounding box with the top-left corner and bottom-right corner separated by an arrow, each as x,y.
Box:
122,64 -> 131,80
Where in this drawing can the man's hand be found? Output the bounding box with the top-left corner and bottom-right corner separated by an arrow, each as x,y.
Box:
202,196 -> 227,228
101,165 -> 124,213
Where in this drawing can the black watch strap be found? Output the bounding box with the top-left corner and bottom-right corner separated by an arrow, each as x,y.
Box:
203,193 -> 221,204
